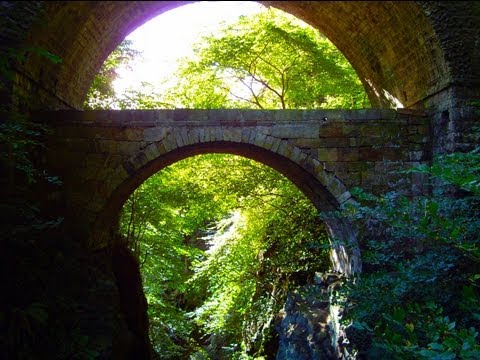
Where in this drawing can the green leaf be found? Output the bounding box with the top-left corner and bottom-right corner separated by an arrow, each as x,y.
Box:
428,342 -> 443,351
27,47 -> 62,64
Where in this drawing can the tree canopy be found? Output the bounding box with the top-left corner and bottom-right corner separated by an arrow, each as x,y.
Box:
119,154 -> 330,358
84,8 -> 369,110
84,39 -> 141,110
162,8 -> 368,110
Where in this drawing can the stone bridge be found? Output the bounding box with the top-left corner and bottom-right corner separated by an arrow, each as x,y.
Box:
38,108 -> 430,274
2,2 -> 478,357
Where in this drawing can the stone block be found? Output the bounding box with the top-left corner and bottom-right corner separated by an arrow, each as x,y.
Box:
342,124 -> 361,137
162,135 -> 177,152
203,128 -> 211,142
316,169 -> 335,188
293,138 -> 323,148
198,128 -> 206,142
256,126 -> 272,136
328,177 -> 348,199
338,148 -> 360,161
124,128 -> 144,141
349,136 -> 382,147
143,127 -> 167,142
277,141 -> 294,158
106,165 -> 129,190
155,141 -> 167,155
174,129 -> 185,147
312,158 -> 323,175
262,135 -> 274,150
116,141 -> 142,155
60,138 -> 96,153
408,134 -> 429,144
223,127 -> 242,142
188,128 -> 200,145
319,124 -> 344,138
382,148 -> 407,161
271,137 -> 282,152
215,128 -> 223,141
208,127 -> 217,141
131,151 -> 148,170
409,150 -> 425,161
180,128 -> 190,145
143,143 -> 159,162
318,148 -> 338,162
290,146 -> 303,163
336,191 -> 352,205
359,148 -> 383,161
248,129 -> 257,144
254,133 -> 267,147
271,124 -> 319,138
94,139 -> 118,154
241,128 -> 251,142
322,162 -> 337,172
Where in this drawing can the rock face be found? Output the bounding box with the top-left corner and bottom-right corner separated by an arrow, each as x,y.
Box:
111,243 -> 155,359
1,225 -> 156,359
275,273 -> 348,360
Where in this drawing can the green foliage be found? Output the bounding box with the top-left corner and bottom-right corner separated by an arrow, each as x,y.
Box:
406,149 -> 480,196
83,39 -> 142,110
119,154 -> 331,357
84,8 -> 369,111
0,31 -> 72,359
331,144 -> 480,358
0,38 -> 62,187
162,8 -> 369,110
0,114 -> 48,185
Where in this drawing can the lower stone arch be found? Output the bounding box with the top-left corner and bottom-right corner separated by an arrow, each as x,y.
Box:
93,140 -> 361,276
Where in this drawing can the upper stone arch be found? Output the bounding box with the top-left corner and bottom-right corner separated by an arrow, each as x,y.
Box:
6,1 -> 477,112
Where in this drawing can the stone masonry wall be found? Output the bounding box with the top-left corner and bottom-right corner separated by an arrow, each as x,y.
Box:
36,108 -> 431,250
1,2 -> 477,156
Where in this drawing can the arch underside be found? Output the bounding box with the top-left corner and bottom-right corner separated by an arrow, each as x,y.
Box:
109,141 -> 341,215
11,1 -> 462,111
94,141 -> 360,275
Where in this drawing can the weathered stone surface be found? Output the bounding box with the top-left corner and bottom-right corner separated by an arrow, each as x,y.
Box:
275,273 -> 348,360
38,109 -> 431,279
142,127 -> 167,142
3,1 -> 476,154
